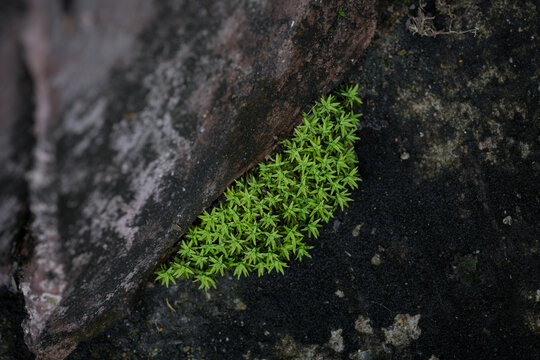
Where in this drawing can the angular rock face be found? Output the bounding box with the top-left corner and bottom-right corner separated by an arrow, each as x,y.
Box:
16,0 -> 376,359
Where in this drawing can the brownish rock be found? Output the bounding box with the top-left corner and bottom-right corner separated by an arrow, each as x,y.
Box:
17,0 -> 375,358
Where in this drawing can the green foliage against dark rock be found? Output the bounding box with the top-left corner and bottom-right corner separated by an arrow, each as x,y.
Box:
156,86 -> 363,290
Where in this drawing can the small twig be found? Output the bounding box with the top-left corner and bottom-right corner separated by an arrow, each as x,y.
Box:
165,297 -> 176,312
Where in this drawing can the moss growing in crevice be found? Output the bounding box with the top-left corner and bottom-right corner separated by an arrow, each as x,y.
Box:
156,85 -> 363,290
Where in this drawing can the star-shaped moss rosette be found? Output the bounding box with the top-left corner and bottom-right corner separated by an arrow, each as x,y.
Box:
156,85 -> 363,290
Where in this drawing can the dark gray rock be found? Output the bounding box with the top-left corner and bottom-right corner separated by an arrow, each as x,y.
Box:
16,0 -> 376,358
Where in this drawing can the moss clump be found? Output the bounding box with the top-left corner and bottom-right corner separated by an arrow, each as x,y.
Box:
156,85 -> 363,290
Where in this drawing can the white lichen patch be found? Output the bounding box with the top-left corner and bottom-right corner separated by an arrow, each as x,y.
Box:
420,140 -> 461,177
273,312 -> 424,360
398,89 -> 480,180
382,314 -> 422,347
274,334 -> 333,360
519,142 -> 531,159
355,315 -> 374,335
521,289 -> 540,335
352,223 -> 364,237
524,310 -> 540,335
327,329 -> 344,353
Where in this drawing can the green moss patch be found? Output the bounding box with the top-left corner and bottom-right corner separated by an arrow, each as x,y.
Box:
156,85 -> 363,290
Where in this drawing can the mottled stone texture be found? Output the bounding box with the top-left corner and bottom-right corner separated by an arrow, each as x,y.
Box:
15,0 -> 375,359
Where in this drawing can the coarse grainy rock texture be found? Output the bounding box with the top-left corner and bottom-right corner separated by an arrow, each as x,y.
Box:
1,0 -> 376,359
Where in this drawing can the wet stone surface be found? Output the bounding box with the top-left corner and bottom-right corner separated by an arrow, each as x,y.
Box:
1,0 -> 539,359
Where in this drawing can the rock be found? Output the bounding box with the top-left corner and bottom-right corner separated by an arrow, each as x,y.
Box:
0,1 -> 33,288
45,1 -> 539,358
15,0 -> 376,359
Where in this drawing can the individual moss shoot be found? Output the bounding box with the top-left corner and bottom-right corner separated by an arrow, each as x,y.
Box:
156,85 -> 363,291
